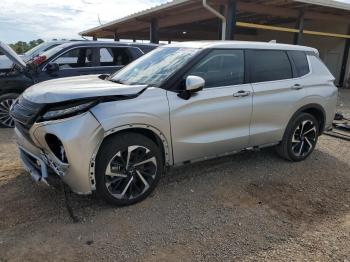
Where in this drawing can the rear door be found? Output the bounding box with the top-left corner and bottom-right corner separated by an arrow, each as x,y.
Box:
167,49 -> 253,164
247,49 -> 307,146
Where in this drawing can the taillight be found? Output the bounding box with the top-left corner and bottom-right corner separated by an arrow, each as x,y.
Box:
33,55 -> 46,65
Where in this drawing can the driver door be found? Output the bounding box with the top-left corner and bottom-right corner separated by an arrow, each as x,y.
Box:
38,47 -> 97,81
167,49 -> 253,164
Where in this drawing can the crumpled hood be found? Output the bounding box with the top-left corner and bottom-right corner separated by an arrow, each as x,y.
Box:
23,74 -> 147,104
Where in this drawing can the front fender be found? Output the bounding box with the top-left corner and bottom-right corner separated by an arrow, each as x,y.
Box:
90,87 -> 173,164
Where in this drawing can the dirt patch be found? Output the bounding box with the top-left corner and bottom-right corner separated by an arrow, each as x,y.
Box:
247,181 -> 349,222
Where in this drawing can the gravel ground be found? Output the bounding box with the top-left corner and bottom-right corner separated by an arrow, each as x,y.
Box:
0,89 -> 350,261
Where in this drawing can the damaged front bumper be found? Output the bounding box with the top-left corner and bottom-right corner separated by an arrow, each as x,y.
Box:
15,111 -> 105,194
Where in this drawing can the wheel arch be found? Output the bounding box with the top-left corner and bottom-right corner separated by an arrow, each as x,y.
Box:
89,124 -> 172,190
289,103 -> 326,134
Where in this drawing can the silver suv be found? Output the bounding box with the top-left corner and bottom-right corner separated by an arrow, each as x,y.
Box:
11,41 -> 338,206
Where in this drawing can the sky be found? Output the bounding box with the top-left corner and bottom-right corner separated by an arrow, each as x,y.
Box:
1,0 -> 350,44
0,0 -> 168,44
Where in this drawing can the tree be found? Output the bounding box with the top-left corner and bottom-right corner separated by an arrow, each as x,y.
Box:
9,39 -> 44,54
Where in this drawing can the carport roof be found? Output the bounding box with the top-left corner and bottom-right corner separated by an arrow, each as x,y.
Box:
79,0 -> 350,40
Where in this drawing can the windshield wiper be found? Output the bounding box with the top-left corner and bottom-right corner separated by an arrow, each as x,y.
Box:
109,78 -> 125,85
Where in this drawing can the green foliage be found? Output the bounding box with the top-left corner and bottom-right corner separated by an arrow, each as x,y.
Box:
9,39 -> 44,54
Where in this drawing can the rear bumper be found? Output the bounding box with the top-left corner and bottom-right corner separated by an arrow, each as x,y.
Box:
15,112 -> 105,195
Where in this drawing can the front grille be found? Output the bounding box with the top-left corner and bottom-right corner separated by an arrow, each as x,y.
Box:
10,96 -> 44,129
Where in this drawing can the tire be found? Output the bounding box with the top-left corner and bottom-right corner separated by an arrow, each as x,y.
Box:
95,132 -> 164,206
0,93 -> 19,128
276,113 -> 319,162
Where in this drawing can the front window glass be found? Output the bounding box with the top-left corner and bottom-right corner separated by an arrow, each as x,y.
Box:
52,48 -> 93,69
187,49 -> 244,88
110,47 -> 199,87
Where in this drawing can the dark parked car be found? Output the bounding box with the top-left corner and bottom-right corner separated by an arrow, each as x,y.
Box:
0,41 -> 158,127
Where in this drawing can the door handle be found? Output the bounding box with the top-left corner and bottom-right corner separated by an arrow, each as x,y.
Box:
291,84 -> 303,90
233,90 -> 251,97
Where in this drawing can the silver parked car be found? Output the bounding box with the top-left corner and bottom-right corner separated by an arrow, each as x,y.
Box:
11,41 -> 338,206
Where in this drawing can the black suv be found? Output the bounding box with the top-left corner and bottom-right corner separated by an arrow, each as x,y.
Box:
0,41 -> 158,127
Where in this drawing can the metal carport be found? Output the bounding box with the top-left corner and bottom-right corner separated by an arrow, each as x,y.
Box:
80,0 -> 350,87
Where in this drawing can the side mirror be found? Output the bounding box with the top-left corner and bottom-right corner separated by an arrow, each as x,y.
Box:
47,63 -> 59,74
178,75 -> 205,100
186,75 -> 205,92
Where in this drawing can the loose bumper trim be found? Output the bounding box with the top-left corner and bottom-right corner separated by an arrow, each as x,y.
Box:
19,146 -> 49,185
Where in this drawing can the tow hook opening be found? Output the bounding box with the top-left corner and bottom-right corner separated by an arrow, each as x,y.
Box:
45,134 -> 68,164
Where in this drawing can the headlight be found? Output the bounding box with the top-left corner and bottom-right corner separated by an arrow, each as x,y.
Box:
42,101 -> 97,121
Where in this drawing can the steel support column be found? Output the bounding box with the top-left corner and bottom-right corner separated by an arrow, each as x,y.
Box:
218,5 -> 225,40
293,10 -> 305,45
225,0 -> 237,40
114,32 -> 119,41
339,26 -> 350,87
150,18 -> 159,44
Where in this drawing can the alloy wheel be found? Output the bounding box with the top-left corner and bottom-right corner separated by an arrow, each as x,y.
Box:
104,145 -> 157,200
291,120 -> 317,157
0,98 -> 15,128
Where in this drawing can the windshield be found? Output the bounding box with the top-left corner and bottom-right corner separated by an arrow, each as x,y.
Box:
110,47 -> 199,87
39,43 -> 70,60
24,42 -> 62,59
24,42 -> 49,57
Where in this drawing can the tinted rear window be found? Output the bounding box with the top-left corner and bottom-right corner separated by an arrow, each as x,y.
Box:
288,51 -> 310,77
249,50 -> 292,83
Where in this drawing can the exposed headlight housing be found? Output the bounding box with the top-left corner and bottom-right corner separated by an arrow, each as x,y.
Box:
41,101 -> 97,121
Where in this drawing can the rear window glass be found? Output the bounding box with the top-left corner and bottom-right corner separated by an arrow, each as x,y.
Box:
288,51 -> 310,77
249,50 -> 292,83
99,47 -> 131,66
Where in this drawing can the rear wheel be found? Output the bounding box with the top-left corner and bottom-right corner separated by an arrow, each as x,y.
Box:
95,132 -> 163,206
0,93 -> 19,128
276,113 -> 319,161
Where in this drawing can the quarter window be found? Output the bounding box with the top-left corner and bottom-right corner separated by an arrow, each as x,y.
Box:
249,50 -> 292,83
99,47 -> 132,66
187,49 -> 245,88
288,51 -> 310,77
53,48 -> 93,69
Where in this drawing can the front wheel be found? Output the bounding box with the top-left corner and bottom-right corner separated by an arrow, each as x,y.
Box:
0,93 -> 19,128
276,113 -> 319,162
95,132 -> 164,206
